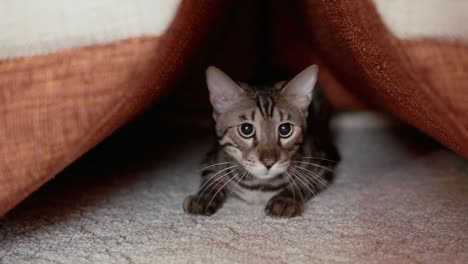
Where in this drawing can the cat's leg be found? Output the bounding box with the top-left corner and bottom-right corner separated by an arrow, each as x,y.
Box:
183,170 -> 231,216
265,188 -> 305,218
265,166 -> 332,217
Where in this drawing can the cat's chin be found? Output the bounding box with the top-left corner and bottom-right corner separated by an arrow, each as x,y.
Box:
254,174 -> 279,180
248,168 -> 284,180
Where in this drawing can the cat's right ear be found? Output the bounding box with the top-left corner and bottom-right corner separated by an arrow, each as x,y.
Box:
206,66 -> 244,114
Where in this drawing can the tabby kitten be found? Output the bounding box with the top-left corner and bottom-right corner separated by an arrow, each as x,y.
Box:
183,65 -> 340,217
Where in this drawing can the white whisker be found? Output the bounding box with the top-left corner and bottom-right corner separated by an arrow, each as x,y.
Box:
292,165 -> 328,188
295,167 -> 325,195
199,161 -> 234,171
197,165 -> 238,196
197,165 -> 237,203
206,172 -> 240,211
292,160 -> 335,174
226,169 -> 248,200
289,167 -> 318,196
283,171 -> 297,208
286,169 -> 304,203
295,157 -> 337,163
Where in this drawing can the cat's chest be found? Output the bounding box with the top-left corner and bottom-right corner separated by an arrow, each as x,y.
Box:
233,187 -> 280,205
230,177 -> 286,205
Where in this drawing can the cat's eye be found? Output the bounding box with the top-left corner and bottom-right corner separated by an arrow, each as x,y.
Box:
278,123 -> 293,138
239,123 -> 255,138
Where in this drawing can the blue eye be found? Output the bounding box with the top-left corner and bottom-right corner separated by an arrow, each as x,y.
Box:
239,123 -> 255,138
279,123 -> 293,138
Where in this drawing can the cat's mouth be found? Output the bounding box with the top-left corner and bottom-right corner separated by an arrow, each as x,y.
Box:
246,162 -> 289,180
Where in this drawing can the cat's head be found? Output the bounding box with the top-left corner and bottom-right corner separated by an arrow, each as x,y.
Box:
206,65 -> 318,180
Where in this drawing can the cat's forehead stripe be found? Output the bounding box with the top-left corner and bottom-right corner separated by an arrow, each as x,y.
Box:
262,100 -> 268,117
262,96 -> 270,117
256,96 -> 266,117
255,93 -> 276,119
268,98 -> 274,117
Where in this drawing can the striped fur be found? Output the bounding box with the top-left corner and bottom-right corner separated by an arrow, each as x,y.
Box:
183,65 -> 340,217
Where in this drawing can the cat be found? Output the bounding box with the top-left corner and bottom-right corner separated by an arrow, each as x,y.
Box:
183,65 -> 340,217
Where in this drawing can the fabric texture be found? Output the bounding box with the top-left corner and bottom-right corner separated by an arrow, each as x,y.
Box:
270,0 -> 468,158
1,113 -> 467,263
0,37 -> 164,216
0,0 -> 259,216
1,0 -> 468,217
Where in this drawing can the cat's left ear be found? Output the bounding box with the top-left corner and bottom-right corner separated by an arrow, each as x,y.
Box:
206,66 -> 245,114
281,65 -> 318,111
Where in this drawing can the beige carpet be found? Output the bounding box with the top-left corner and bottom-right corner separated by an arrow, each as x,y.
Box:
1,112 -> 467,264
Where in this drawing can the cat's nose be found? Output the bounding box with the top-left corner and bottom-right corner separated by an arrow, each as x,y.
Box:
262,158 -> 277,170
259,148 -> 280,170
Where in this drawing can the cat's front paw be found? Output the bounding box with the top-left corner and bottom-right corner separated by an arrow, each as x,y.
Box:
265,196 -> 303,218
183,194 -> 222,216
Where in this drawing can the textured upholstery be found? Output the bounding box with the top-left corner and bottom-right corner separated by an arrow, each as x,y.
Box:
0,0 -> 259,216
1,0 -> 467,217
270,0 -> 468,158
